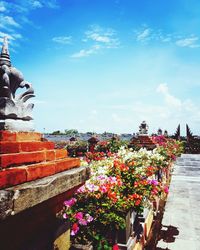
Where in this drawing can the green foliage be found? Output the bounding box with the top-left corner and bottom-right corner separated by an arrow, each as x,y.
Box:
108,138 -> 128,153
64,129 -> 79,136
66,140 -> 88,157
52,130 -> 61,135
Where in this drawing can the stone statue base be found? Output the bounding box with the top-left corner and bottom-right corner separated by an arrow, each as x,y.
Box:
0,97 -> 34,121
0,119 -> 34,131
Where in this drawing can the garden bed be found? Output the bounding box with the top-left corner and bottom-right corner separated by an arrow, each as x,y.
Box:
58,136 -> 183,249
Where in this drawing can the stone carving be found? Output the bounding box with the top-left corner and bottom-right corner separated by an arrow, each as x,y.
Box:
139,121 -> 149,135
157,128 -> 162,135
0,37 -> 35,126
173,124 -> 180,140
164,130 -> 168,137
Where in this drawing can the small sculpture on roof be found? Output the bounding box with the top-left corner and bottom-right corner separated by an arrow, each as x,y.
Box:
139,121 -> 149,135
157,128 -> 163,135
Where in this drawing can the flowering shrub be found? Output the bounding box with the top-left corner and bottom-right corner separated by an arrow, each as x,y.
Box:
61,138 -> 183,248
152,136 -> 184,162
95,138 -> 128,153
66,141 -> 88,157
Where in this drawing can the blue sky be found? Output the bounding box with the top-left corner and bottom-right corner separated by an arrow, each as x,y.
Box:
1,0 -> 200,135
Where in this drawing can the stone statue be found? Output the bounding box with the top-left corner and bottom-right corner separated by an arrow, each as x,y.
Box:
0,37 -> 35,131
139,121 -> 149,135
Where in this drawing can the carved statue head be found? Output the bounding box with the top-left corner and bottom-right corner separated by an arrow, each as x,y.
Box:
0,37 -> 35,122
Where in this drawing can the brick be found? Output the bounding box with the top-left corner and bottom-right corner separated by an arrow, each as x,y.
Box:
0,131 -> 42,142
0,131 -> 16,141
0,141 -> 55,154
0,168 -> 27,189
45,150 -> 55,161
25,162 -> 56,182
20,141 -> 55,152
55,158 -> 80,173
0,151 -> 45,168
16,132 -> 42,142
0,142 -> 20,154
55,149 -> 67,159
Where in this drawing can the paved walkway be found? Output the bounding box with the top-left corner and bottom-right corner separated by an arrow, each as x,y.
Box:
156,154 -> 200,250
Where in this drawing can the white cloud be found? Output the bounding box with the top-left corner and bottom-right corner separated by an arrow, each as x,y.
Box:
0,31 -> 22,38
155,83 -> 200,131
85,25 -> 120,48
135,26 -> 200,49
136,28 -> 151,41
176,36 -> 200,48
31,1 -> 43,9
101,83 -> 200,134
71,25 -> 120,58
71,45 -> 101,58
45,0 -> 59,9
0,0 -> 60,51
15,0 -> 59,11
157,83 -> 182,108
0,2 -> 6,12
160,36 -> 172,43
52,36 -> 72,44
0,15 -> 21,30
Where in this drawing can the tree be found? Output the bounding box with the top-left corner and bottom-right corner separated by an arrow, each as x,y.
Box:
64,129 -> 79,136
52,130 -> 61,135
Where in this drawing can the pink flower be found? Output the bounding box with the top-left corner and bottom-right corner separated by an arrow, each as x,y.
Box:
85,214 -> 94,223
151,188 -> 158,195
164,186 -> 169,194
76,185 -> 86,193
151,179 -> 158,186
109,176 -> 117,184
171,154 -> 176,160
71,223 -> 79,236
86,183 -> 99,192
75,212 -> 83,220
78,219 -> 87,226
63,213 -> 68,219
97,175 -> 107,181
99,185 -> 108,193
63,198 -> 77,208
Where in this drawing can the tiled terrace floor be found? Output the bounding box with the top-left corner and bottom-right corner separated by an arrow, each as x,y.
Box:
156,154 -> 200,250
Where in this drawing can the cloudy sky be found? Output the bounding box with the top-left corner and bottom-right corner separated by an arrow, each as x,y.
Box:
0,0 -> 200,135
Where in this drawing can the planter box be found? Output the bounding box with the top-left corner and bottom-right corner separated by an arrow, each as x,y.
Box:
143,208 -> 154,239
70,242 -> 93,250
117,210 -> 137,245
152,197 -> 160,216
71,211 -> 138,250
133,207 -> 153,243
117,236 -> 137,250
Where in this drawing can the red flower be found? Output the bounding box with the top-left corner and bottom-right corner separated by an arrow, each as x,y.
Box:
135,199 -> 141,206
108,191 -> 118,202
71,223 -> 79,236
113,244 -> 119,250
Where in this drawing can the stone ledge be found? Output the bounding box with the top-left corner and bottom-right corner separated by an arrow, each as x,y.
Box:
0,165 -> 90,220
